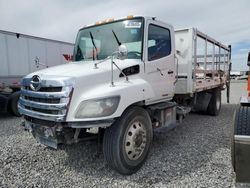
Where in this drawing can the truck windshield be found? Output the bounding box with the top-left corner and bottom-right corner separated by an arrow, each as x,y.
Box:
73,18 -> 143,61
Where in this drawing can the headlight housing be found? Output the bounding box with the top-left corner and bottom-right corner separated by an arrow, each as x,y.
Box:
75,96 -> 120,119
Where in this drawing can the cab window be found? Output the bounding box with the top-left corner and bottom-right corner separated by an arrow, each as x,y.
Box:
148,24 -> 171,61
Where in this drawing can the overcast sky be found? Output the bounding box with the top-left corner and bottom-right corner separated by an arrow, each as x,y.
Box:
0,0 -> 249,70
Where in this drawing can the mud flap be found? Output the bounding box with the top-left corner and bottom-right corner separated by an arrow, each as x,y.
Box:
193,92 -> 211,112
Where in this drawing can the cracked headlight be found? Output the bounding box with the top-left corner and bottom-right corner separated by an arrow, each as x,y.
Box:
75,96 -> 120,119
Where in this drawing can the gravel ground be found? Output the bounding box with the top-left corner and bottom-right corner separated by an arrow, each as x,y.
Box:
0,82 -> 249,187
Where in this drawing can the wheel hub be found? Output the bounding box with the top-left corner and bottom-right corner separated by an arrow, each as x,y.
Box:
125,121 -> 146,160
134,131 -> 143,147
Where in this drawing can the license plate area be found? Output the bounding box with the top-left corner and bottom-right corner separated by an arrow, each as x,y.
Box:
35,134 -> 58,149
26,121 -> 60,149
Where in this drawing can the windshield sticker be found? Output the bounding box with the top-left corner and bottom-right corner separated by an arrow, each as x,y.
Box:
130,29 -> 138,34
124,22 -> 141,28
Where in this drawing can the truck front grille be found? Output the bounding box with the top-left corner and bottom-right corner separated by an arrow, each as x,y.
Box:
24,96 -> 60,104
24,86 -> 62,92
25,106 -> 59,115
24,116 -> 56,127
18,76 -> 74,122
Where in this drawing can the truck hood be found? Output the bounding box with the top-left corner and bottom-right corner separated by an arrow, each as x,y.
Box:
27,61 -> 110,78
26,59 -> 142,89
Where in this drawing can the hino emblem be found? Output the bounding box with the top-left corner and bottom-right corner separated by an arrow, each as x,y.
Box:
30,75 -> 42,91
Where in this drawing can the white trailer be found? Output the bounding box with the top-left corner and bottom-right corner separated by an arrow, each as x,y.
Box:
18,16 -> 231,175
0,30 -> 74,116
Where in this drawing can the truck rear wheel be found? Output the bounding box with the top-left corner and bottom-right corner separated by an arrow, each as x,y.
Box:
207,89 -> 221,116
103,106 -> 153,175
232,105 -> 250,182
9,91 -> 21,117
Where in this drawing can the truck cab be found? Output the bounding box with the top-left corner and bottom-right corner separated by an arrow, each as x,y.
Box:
19,16 -> 176,122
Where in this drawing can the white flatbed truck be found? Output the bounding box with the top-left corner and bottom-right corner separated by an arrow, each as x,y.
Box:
18,16 -> 231,174
0,30 -> 74,116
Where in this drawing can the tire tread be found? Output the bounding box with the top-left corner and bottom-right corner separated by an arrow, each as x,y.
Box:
236,106 -> 250,135
207,88 -> 221,116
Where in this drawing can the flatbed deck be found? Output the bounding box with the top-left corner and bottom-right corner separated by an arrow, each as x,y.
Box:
175,28 -> 231,94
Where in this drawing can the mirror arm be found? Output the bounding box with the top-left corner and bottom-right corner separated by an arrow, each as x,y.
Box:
94,56 -> 111,68
112,61 -> 128,81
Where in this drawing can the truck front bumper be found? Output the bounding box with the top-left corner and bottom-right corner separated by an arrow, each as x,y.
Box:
24,116 -> 114,149
25,120 -> 65,149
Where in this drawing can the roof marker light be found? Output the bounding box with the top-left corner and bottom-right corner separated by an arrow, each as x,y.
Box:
106,18 -> 114,22
127,15 -> 134,19
95,21 -> 101,25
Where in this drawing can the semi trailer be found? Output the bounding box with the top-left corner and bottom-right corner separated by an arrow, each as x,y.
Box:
18,16 -> 231,175
232,52 -> 250,183
0,30 -> 74,116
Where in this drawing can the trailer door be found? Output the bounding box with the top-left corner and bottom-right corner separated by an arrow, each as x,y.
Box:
0,33 -> 8,77
28,38 -> 46,72
6,34 -> 29,76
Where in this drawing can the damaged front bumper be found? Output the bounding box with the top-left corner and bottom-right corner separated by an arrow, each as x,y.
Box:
24,117 -> 113,149
25,120 -> 67,149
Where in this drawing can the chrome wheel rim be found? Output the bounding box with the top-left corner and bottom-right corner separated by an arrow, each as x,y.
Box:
125,121 -> 147,160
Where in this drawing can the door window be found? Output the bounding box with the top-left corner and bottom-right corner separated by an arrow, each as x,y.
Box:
148,24 -> 171,61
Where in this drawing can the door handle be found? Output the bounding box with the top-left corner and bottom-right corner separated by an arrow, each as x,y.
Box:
168,70 -> 174,74
156,68 -> 163,76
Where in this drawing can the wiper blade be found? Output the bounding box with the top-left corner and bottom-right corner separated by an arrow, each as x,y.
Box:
89,32 -> 98,60
75,45 -> 83,61
112,30 -> 121,46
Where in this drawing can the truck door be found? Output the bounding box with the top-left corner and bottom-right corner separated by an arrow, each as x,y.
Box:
144,20 -> 175,103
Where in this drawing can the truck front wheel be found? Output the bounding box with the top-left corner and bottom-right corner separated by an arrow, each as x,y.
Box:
103,106 -> 153,175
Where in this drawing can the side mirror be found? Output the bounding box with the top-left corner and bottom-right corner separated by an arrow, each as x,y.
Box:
247,52 -> 250,66
118,45 -> 127,60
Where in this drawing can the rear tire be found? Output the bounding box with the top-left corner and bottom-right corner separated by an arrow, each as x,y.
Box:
234,106 -> 250,136
8,91 -> 21,117
103,106 -> 153,175
232,105 -> 250,182
207,89 -> 221,116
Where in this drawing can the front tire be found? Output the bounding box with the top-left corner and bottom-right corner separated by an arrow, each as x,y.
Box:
103,106 -> 153,175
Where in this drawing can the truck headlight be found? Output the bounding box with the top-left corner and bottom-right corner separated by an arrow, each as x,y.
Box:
75,96 -> 120,118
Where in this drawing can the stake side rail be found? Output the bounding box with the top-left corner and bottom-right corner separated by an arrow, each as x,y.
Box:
193,28 -> 231,93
